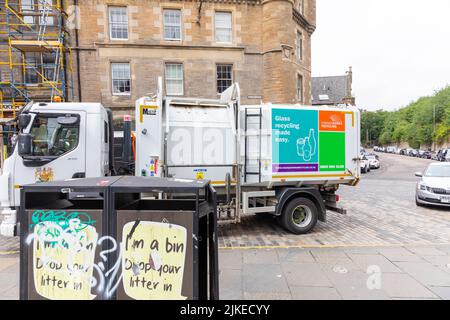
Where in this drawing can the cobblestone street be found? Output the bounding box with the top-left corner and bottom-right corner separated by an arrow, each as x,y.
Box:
218,153 -> 450,248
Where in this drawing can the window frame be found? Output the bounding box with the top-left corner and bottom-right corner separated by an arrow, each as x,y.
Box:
38,0 -> 54,26
109,6 -> 129,41
216,64 -> 234,94
24,52 -> 40,85
163,9 -> 182,41
165,63 -> 184,96
296,30 -> 303,61
111,62 -> 131,96
297,73 -> 304,103
214,11 -> 233,44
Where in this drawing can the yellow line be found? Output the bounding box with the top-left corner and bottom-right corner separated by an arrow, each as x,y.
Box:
219,242 -> 450,250
0,250 -> 19,255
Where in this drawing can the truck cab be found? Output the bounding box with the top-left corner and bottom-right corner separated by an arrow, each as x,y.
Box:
0,102 -> 112,236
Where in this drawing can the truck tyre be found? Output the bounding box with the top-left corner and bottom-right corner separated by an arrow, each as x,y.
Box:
280,197 -> 318,234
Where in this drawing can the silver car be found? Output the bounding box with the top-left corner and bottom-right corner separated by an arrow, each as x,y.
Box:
416,163 -> 450,207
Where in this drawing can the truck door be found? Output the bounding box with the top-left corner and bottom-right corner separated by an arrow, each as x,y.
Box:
12,111 -> 86,206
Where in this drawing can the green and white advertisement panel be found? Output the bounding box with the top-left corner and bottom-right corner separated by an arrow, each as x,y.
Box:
272,108 -> 347,174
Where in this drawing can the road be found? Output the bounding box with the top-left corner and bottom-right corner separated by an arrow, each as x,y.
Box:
218,152 -> 450,248
3,152 -> 450,300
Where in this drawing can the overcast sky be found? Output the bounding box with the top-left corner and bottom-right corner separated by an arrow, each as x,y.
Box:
312,0 -> 450,111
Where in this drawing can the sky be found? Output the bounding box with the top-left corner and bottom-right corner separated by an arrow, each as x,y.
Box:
312,0 -> 450,111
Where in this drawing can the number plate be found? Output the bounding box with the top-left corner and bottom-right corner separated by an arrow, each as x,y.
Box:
441,196 -> 450,203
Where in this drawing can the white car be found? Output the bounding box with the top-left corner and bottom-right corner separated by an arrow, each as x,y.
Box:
416,163 -> 450,207
366,154 -> 380,169
360,155 -> 371,173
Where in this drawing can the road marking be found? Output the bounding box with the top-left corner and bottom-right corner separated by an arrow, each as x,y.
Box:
0,251 -> 19,255
219,242 -> 450,250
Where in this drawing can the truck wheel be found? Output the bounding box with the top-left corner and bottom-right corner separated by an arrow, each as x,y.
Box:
280,198 -> 318,234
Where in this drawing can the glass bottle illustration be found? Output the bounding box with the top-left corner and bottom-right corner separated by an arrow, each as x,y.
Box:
297,129 -> 316,162
309,128 -> 317,156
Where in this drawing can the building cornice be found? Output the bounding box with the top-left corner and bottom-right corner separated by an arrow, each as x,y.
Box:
293,8 -> 316,35
92,42 -> 248,51
183,0 -> 261,4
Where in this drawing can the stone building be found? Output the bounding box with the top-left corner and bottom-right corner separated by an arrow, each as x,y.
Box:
0,0 -> 316,127
312,67 -> 356,106
70,0 -> 316,123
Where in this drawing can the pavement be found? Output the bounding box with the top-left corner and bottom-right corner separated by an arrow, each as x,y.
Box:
2,152 -> 450,300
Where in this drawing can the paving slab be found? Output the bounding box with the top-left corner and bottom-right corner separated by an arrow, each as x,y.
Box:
242,263 -> 290,293
219,250 -> 243,270
243,249 -> 279,265
0,257 -> 19,272
243,292 -> 292,300
428,286 -> 450,300
381,273 -> 437,299
405,246 -> 446,256
281,262 -> 333,287
377,247 -> 424,262
323,269 -> 389,300
219,269 -> 243,300
347,254 -> 403,273
290,286 -> 342,300
395,261 -> 450,287
276,249 -> 315,263
421,255 -> 450,268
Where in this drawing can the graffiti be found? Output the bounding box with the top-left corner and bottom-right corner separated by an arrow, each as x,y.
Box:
30,210 -> 96,233
26,210 -> 189,300
90,236 -> 122,299
122,221 -> 187,300
27,210 -> 121,300
28,215 -> 99,300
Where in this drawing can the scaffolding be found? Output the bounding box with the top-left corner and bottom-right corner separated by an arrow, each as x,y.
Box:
0,0 -> 73,120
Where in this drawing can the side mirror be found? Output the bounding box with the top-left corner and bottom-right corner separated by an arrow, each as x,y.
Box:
415,172 -> 423,177
18,114 -> 32,130
18,133 -> 32,157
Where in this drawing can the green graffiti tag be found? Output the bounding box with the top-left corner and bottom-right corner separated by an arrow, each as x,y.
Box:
30,210 -> 96,233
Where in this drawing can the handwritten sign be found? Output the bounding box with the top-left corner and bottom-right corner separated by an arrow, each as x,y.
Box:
32,219 -> 98,300
121,221 -> 187,300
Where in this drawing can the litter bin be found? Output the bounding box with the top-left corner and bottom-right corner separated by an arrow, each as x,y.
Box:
110,176 -> 219,300
19,177 -> 121,300
19,176 -> 219,300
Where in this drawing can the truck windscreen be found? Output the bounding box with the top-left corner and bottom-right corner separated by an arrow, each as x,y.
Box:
29,114 -> 80,157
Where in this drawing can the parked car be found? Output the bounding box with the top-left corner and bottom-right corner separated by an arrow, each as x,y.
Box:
418,150 -> 426,158
360,154 -> 371,173
416,163 -> 450,207
408,149 -> 419,157
444,149 -> 450,162
399,148 -> 407,155
436,149 -> 446,161
366,154 -> 380,169
421,151 -> 433,159
386,146 -> 397,154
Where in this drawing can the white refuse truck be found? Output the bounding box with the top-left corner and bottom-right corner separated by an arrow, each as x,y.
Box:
0,80 -> 360,236
134,80 -> 360,234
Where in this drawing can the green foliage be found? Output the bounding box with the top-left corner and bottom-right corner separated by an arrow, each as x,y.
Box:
361,86 -> 450,147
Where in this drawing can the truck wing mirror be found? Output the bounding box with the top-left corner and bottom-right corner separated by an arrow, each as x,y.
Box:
18,114 -> 32,130
415,172 -> 423,177
18,133 -> 33,157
